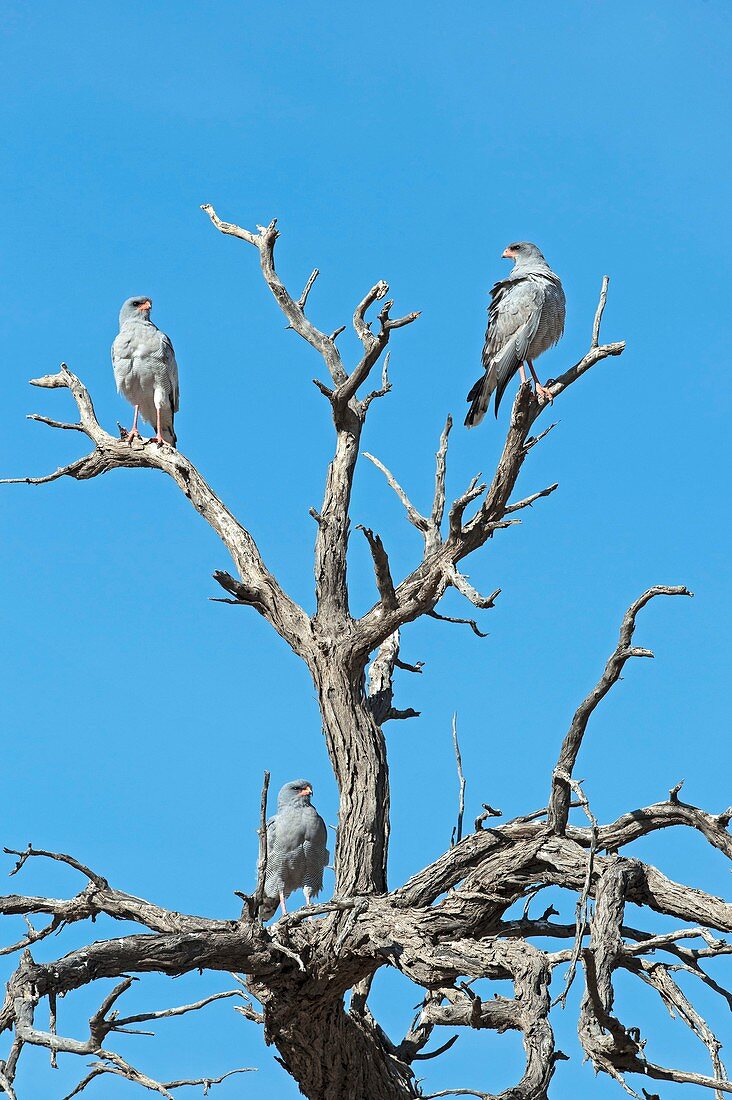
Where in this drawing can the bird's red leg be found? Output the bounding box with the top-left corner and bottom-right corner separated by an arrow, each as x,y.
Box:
279,891 -> 288,917
528,360 -> 553,404
126,406 -> 142,443
519,363 -> 528,385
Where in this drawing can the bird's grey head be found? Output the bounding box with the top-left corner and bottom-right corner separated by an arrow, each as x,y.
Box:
502,242 -> 548,267
119,297 -> 153,325
277,779 -> 314,808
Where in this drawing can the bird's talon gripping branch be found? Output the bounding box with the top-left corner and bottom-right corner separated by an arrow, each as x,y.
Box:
122,405 -> 143,444
535,384 -> 554,404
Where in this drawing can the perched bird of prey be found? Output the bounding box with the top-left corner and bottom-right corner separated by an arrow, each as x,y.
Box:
465,242 -> 565,426
260,779 -> 329,920
112,297 -> 180,446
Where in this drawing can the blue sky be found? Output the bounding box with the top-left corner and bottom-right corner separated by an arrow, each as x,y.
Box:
1,1 -> 730,1096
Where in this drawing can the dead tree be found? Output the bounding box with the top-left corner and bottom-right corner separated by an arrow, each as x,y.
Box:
0,205 -> 728,1100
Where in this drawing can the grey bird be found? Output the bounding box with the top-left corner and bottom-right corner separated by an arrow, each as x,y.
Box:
465,242 -> 565,426
112,297 -> 180,446
260,779 -> 329,920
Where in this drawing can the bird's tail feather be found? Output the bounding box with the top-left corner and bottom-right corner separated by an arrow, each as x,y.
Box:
464,368 -> 496,428
160,409 -> 176,446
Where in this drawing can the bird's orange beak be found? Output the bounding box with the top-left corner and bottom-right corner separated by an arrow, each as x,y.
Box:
300,786 -> 313,797
502,248 -> 516,259
138,300 -> 152,312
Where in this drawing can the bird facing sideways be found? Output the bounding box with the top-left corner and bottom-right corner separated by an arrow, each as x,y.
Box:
465,242 -> 566,427
260,780 -> 329,921
112,297 -> 180,446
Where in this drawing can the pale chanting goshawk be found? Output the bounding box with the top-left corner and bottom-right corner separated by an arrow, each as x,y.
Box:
112,297 -> 180,446
260,780 -> 329,920
465,242 -> 566,426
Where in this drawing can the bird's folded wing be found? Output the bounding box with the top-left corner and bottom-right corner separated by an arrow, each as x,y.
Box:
159,332 -> 180,412
111,332 -> 134,388
489,279 -> 545,414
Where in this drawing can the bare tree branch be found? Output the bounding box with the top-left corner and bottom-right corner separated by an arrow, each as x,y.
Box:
592,275 -> 611,349
254,771 -> 270,921
448,476 -> 487,537
201,205 -> 347,384
431,415 -> 453,534
443,564 -> 501,610
357,526 -> 398,610
548,586 -> 693,833
367,631 -> 420,726
363,451 -> 430,535
4,844 -> 107,886
2,366 -> 311,655
451,714 -> 466,846
505,482 -> 559,514
427,610 -> 489,638
353,281 -> 389,346
298,268 -> 320,310
635,961 -> 728,1099
361,352 -> 393,412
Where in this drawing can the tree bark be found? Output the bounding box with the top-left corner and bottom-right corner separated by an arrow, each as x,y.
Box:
310,650 -> 390,896
258,989 -> 416,1100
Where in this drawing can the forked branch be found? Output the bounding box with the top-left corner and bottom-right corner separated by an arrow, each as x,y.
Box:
548,585 -> 693,833
354,278 -> 625,661
1,366 -> 310,655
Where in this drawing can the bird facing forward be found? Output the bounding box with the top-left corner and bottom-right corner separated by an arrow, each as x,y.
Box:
465,242 -> 565,426
260,779 -> 329,920
112,297 -> 180,446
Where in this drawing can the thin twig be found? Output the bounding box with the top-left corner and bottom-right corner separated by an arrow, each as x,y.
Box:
297,268 -> 319,311
4,844 -> 107,888
427,610 -> 489,639
505,483 -> 559,514
592,276 -> 610,349
114,990 -> 244,1029
163,1068 -> 256,1090
363,452 -> 429,533
451,714 -> 466,847
361,352 -> 392,412
254,772 -> 270,921
431,415 -> 453,531
420,1089 -> 492,1099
